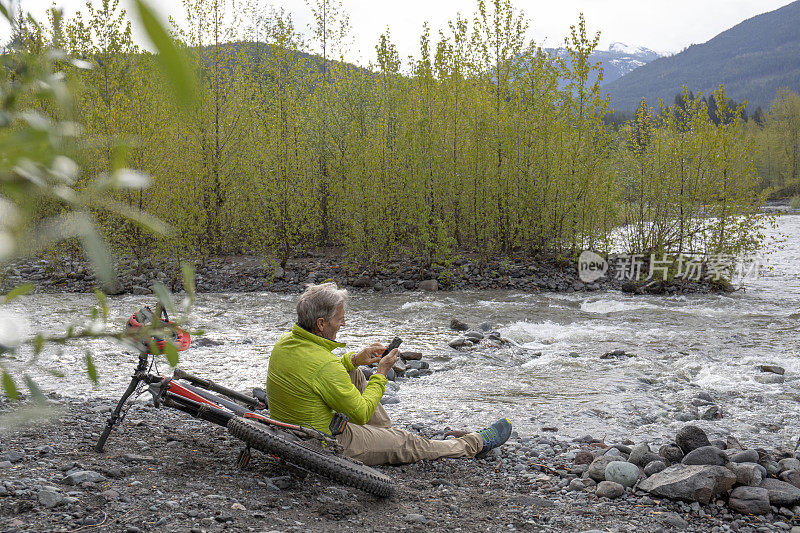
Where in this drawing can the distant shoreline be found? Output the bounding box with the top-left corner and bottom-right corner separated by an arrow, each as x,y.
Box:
2,251 -> 736,297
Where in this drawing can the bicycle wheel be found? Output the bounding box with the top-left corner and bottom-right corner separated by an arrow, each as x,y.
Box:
227,417 -> 394,497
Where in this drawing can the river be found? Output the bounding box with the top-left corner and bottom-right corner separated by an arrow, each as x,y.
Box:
4,215 -> 799,449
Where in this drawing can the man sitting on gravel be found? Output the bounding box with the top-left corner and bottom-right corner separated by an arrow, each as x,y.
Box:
266,282 -> 512,465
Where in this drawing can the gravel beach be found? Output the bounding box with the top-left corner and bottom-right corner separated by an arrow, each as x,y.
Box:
2,395 -> 798,533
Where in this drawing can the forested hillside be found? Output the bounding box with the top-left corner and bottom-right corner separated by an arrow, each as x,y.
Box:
5,0 -> 779,271
604,0 -> 800,113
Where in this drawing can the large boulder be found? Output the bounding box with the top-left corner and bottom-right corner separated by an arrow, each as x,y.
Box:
682,446 -> 728,466
587,456 -> 617,482
760,478 -> 800,507
727,486 -> 771,515
605,461 -> 640,488
637,464 -> 736,504
676,425 -> 711,454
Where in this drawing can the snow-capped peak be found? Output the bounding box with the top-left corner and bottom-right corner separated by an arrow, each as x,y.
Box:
608,42 -> 652,56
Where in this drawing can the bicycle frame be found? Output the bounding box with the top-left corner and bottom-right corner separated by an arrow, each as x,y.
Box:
95,352 -> 318,453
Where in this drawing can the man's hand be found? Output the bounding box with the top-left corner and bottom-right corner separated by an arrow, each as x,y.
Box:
375,348 -> 399,376
352,343 -> 385,367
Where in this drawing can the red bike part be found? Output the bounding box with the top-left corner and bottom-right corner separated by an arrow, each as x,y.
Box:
127,309 -> 191,354
243,412 -> 303,430
167,380 -> 220,407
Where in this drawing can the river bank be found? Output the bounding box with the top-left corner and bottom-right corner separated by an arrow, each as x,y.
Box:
1,251 -> 732,296
1,395 -> 798,533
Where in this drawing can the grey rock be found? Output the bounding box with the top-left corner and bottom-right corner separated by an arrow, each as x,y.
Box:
450,319 -> 469,331
660,444 -> 684,464
644,460 -> 667,476
587,456 -> 617,482
701,405 -> 723,420
727,462 -> 765,486
676,425 -> 711,454
61,470 -> 106,485
0,451 -> 24,463
405,360 -> 429,370
603,447 -> 624,458
728,486 -> 771,515
477,322 -> 492,331
765,459 -> 782,476
779,469 -> 800,489
448,337 -> 467,349
464,330 -> 484,341
568,478 -> 586,491
779,459 -> 800,472
400,351 -> 423,361
662,511 -> 689,530
404,513 -> 427,524
600,349 -> 634,359
637,464 -> 736,504
730,449 -> 760,464
628,443 -> 650,467
759,364 -> 786,375
418,279 -> 438,291
760,478 -> 800,507
380,396 -> 400,405
352,276 -> 373,288
605,461 -> 640,487
595,480 -> 625,499
37,490 -> 65,508
682,446 -> 728,466
0,460 -> 12,468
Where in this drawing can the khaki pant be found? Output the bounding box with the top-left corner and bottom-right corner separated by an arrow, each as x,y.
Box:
336,368 -> 483,466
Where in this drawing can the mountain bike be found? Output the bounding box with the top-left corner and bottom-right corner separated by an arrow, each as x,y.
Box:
93,307 -> 394,497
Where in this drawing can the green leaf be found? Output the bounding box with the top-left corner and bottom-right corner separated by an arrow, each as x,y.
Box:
4,283 -> 34,303
75,215 -> 116,291
94,289 -> 108,319
163,341 -> 179,367
181,262 -> 196,301
2,371 -> 18,400
33,334 -> 44,355
85,352 -> 98,384
43,367 -> 65,378
152,282 -> 175,317
134,0 -> 197,109
23,374 -> 47,404
0,3 -> 10,22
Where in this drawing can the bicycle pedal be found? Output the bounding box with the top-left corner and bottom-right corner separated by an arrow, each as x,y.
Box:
236,446 -> 251,470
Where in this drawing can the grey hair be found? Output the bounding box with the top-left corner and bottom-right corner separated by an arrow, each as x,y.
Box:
296,282 -> 348,333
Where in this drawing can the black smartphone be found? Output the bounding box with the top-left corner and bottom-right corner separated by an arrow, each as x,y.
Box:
381,337 -> 402,357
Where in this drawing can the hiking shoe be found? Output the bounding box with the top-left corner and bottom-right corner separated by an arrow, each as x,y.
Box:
475,418 -> 512,458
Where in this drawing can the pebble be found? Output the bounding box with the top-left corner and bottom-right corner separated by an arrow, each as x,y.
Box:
405,513 -> 427,524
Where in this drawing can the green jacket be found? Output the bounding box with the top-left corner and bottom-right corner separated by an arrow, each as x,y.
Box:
266,324 -> 387,435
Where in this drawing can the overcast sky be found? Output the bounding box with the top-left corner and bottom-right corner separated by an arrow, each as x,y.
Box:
2,0 -> 795,65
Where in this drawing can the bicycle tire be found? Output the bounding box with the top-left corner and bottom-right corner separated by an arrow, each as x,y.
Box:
227,417 -> 394,497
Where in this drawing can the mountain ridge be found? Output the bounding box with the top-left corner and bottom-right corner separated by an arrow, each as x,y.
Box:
603,0 -> 800,112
